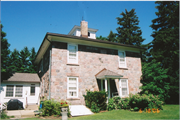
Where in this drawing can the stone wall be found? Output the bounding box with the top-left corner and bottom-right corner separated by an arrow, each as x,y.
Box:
49,42 -> 142,105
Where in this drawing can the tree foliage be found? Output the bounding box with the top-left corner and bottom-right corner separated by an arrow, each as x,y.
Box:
1,24 -> 11,80
116,9 -> 145,46
140,60 -> 170,102
149,1 -> 179,104
1,24 -> 37,81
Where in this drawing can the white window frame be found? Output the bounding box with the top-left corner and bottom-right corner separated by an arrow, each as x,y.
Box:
30,84 -> 36,96
67,77 -> 78,98
5,85 -> 23,98
119,79 -> 129,97
67,44 -> 78,64
118,50 -> 127,68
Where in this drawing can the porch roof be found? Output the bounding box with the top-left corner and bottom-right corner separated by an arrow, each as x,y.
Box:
95,68 -> 123,79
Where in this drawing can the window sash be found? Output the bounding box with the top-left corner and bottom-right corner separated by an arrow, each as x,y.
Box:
15,85 -> 23,97
118,51 -> 126,68
6,85 -> 14,97
68,44 -> 78,63
30,84 -> 35,96
68,77 -> 78,98
120,79 -> 128,97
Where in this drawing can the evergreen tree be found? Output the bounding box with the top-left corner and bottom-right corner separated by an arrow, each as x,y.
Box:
150,1 -> 179,104
96,35 -> 108,41
9,49 -> 21,73
140,59 -> 170,102
1,24 -> 11,80
116,9 -> 145,46
19,47 -> 31,73
29,47 -> 37,73
107,30 -> 117,42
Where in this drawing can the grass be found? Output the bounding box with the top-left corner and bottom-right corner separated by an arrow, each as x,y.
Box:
69,105 -> 179,120
23,105 -> 179,120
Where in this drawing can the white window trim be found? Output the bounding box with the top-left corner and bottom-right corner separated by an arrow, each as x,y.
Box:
118,50 -> 127,68
119,79 -> 129,97
67,77 -> 78,98
5,85 -> 23,98
67,43 -> 78,64
30,84 -> 36,96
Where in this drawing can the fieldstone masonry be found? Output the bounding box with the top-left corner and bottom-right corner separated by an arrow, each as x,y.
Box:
39,41 -> 142,105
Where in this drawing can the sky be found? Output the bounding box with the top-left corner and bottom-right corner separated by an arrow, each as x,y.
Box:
1,1 -> 158,52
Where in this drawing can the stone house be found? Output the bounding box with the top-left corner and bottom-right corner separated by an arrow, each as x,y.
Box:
34,21 -> 143,105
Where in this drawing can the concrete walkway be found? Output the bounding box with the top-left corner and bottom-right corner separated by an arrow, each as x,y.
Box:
6,110 -> 36,118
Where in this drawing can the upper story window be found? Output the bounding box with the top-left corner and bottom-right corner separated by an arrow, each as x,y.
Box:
67,44 -> 78,64
118,51 -> 126,68
88,32 -> 90,37
67,77 -> 78,98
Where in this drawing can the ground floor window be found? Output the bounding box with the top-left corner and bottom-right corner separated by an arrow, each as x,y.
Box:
119,79 -> 129,97
67,77 -> 78,98
6,85 -> 23,97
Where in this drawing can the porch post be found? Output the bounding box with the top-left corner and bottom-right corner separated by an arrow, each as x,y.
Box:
105,78 -> 108,103
108,79 -> 110,99
101,79 -> 103,91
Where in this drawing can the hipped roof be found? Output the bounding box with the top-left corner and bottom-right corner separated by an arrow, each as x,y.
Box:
95,68 -> 123,79
2,73 -> 40,83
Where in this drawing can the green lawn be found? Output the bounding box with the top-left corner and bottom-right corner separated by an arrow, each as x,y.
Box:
23,105 -> 179,120
69,105 -> 179,120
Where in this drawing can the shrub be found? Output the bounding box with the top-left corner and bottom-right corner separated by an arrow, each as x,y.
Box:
129,93 -> 163,111
107,98 -> 116,111
83,90 -> 107,113
41,99 -> 70,117
134,107 -> 139,111
120,97 -> 130,109
1,110 -> 10,119
90,102 -> 100,113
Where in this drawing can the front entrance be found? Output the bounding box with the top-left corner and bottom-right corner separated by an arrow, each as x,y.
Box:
97,79 -> 119,99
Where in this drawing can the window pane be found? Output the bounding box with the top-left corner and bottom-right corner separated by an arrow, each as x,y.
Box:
31,84 -> 35,96
69,91 -> 76,97
122,88 -> 127,96
69,87 -> 76,90
121,80 -> 127,88
6,85 -> 14,97
15,85 -> 23,97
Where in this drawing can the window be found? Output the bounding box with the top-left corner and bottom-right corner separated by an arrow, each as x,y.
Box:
118,51 -> 126,68
67,77 -> 78,98
67,44 -> 78,64
88,32 -> 90,37
15,85 -> 23,97
30,84 -> 35,96
6,85 -> 14,97
6,85 -> 23,97
119,79 -> 129,97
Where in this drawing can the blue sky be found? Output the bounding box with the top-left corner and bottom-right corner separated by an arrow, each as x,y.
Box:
1,1 -> 158,52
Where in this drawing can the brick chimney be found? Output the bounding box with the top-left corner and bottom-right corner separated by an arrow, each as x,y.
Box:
81,20 -> 88,38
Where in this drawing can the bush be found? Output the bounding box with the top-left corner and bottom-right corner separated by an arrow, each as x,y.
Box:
1,110 -> 10,119
41,99 -> 70,117
83,90 -> 107,113
129,93 -> 163,111
90,102 -> 100,113
107,98 -> 116,111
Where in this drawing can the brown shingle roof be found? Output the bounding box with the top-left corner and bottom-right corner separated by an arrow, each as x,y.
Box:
3,73 -> 40,83
95,68 -> 123,79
